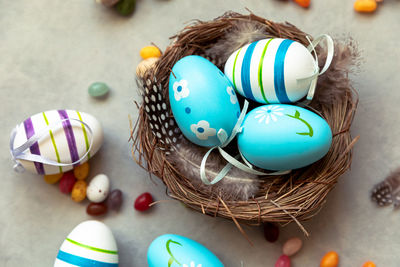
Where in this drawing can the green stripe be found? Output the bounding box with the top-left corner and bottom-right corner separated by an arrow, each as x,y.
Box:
76,111 -> 90,159
258,38 -> 273,104
42,112 -> 62,172
66,238 -> 118,255
232,47 -> 243,91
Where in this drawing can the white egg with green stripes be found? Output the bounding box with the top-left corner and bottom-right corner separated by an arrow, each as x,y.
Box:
224,38 -> 317,104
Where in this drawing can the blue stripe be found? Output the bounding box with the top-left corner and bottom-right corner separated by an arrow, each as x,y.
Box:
274,39 -> 294,103
241,41 -> 259,101
57,250 -> 118,267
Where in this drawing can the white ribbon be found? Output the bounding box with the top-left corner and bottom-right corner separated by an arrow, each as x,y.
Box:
297,34 -> 335,101
200,100 -> 291,185
10,118 -> 94,173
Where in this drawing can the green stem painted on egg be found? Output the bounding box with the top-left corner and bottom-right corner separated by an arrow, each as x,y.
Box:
286,110 -> 314,137
166,239 -> 182,267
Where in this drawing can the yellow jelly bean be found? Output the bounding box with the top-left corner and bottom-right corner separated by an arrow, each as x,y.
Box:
140,46 -> 161,60
44,173 -> 63,184
73,162 -> 90,180
354,0 -> 377,13
362,261 -> 376,267
320,251 -> 339,267
71,180 -> 87,202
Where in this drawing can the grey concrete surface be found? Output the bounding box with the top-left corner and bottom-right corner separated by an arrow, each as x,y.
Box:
1,0 -> 400,266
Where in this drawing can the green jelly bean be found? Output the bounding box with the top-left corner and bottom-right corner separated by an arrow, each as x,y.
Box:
115,0 -> 136,16
88,82 -> 110,97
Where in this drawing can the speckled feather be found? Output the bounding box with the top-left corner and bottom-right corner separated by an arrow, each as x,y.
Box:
371,168 -> 400,208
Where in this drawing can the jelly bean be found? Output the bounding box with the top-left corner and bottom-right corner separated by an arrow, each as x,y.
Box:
115,0 -> 136,16
136,57 -> 158,78
107,189 -> 123,211
96,0 -> 120,7
282,237 -> 303,256
275,255 -> 291,267
263,222 -> 279,242
293,0 -> 310,8
362,261 -> 376,267
139,46 -> 161,60
354,0 -> 377,13
44,173 -> 63,184
73,162 -> 90,180
320,251 -> 339,267
87,202 -> 108,216
134,192 -> 153,211
59,172 -> 76,194
88,82 -> 110,97
71,180 -> 87,202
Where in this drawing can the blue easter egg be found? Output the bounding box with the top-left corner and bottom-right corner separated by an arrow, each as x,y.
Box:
237,104 -> 332,170
169,55 -> 241,147
147,234 -> 224,267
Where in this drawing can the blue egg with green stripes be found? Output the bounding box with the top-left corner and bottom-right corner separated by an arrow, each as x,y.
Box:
224,38 -> 317,104
237,104 -> 332,171
54,220 -> 119,267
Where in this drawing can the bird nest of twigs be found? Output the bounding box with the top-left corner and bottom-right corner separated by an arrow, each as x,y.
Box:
131,11 -> 359,238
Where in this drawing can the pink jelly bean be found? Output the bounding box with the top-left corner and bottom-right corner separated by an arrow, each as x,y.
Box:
275,255 -> 291,267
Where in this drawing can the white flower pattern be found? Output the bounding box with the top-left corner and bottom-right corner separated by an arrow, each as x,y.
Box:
182,261 -> 202,267
254,105 -> 284,124
226,86 -> 238,104
190,120 -> 216,140
173,79 -> 190,101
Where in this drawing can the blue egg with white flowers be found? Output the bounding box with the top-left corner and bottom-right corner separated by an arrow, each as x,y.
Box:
237,104 -> 332,171
169,55 -> 241,147
147,234 -> 224,267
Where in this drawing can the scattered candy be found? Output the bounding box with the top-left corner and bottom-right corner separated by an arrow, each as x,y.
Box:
282,237 -> 303,257
44,173 -> 63,184
74,162 -> 90,180
71,180 -> 87,202
293,0 -> 310,8
354,0 -> 377,13
87,202 -> 108,216
95,0 -> 120,7
134,192 -> 153,211
59,172 -> 76,194
107,189 -> 123,211
87,174 -> 110,203
115,0 -> 136,16
140,46 -> 161,60
362,261 -> 376,267
88,82 -> 110,98
320,251 -> 339,267
136,57 -> 158,78
275,255 -> 291,267
263,222 -> 280,242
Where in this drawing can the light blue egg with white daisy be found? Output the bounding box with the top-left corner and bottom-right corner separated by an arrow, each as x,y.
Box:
169,55 -> 241,147
147,234 -> 224,267
237,104 -> 332,171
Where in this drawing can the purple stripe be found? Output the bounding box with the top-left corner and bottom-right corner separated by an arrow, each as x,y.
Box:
23,118 -> 45,174
58,110 -> 80,166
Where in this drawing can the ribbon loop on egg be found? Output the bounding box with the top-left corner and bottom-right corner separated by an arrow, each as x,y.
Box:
10,118 -> 94,173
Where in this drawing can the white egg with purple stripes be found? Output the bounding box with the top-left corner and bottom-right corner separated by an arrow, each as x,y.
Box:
54,220 -> 118,267
224,38 -> 317,104
10,109 -> 103,175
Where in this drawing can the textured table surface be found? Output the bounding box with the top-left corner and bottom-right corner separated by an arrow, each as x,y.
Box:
1,0 -> 400,266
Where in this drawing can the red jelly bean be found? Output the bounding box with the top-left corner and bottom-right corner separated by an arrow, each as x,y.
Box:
59,171 -> 76,194
275,255 -> 291,267
134,192 -> 153,211
263,222 -> 279,242
87,202 -> 108,216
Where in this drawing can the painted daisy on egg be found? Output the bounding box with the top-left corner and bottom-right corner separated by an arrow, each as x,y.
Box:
254,105 -> 284,124
173,79 -> 190,101
182,261 -> 202,267
190,120 -> 216,140
226,86 -> 238,104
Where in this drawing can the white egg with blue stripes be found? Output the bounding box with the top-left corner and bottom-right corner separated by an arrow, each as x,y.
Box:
54,220 -> 119,267
224,38 -> 317,104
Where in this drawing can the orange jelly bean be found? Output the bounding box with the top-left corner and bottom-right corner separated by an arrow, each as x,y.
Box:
320,251 -> 339,267
73,162 -> 90,180
354,0 -> 377,13
362,261 -> 376,267
294,0 -> 311,8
